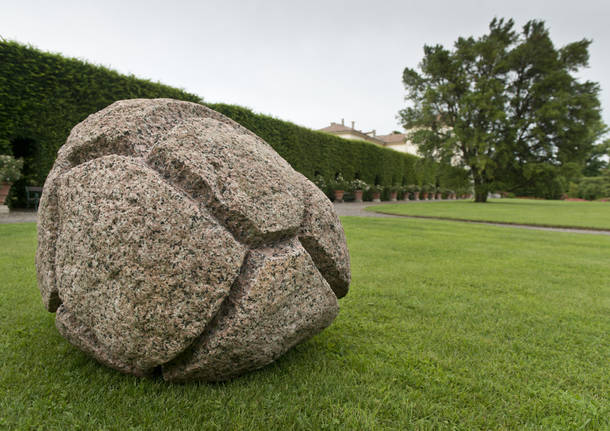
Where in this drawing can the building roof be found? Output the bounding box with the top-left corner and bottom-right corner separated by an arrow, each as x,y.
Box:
377,132 -> 407,144
318,121 -> 420,156
317,122 -> 354,133
318,122 -> 387,146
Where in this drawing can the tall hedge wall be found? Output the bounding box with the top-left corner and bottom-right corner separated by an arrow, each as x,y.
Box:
0,41 -> 469,206
207,104 -> 470,200
0,41 -> 202,206
208,103 -> 437,186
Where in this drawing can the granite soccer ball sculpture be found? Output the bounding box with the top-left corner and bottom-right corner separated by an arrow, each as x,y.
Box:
36,99 -> 350,382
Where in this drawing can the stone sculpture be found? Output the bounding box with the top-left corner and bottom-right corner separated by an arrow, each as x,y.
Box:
36,99 -> 350,381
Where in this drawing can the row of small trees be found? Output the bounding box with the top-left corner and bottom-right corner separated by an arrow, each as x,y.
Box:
313,174 -> 472,202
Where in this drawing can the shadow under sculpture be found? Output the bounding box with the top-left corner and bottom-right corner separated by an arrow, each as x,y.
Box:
36,98 -> 350,382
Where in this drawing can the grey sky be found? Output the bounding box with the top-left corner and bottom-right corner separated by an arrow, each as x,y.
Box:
2,0 -> 609,137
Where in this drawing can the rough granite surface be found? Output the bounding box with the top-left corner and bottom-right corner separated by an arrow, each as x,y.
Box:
163,239 -> 338,382
36,98 -> 350,381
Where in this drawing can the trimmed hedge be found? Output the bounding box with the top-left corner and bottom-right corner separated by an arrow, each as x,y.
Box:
0,41 -> 469,206
211,104 -> 428,184
0,41 -> 201,206
208,104 -> 470,200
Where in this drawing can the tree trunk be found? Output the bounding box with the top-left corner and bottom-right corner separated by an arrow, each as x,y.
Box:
473,175 -> 488,203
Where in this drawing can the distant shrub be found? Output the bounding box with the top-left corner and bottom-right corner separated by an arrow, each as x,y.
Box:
511,164 -> 568,199
0,155 -> 23,183
312,175 -> 327,193
0,40 -> 202,206
370,184 -> 384,194
577,177 -> 609,200
348,179 -> 369,192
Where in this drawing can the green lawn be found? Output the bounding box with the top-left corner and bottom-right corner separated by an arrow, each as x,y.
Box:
367,198 -> 610,230
1,220 -> 609,430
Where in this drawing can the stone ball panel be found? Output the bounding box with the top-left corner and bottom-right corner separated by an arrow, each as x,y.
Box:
298,174 -> 351,297
163,238 -> 339,382
146,118 -> 304,246
53,155 -> 246,372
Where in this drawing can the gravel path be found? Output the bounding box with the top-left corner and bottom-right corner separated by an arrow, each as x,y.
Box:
0,210 -> 38,224
334,201 -> 610,236
2,203 -> 609,236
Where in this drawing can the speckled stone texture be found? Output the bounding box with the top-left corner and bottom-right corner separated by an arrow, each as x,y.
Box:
163,239 -> 338,382
36,98 -> 350,381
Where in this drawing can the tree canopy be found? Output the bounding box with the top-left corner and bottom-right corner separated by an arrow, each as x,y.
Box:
399,18 -> 604,202
583,138 -> 609,177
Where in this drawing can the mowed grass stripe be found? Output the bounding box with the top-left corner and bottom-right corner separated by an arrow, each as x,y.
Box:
366,198 -> 610,231
1,219 -> 608,430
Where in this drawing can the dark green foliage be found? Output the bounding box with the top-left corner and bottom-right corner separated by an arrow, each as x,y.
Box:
574,175 -> 610,200
0,41 -> 201,206
510,163 -> 569,199
208,103 -> 412,184
0,41 -> 467,206
207,103 -> 468,196
583,139 -> 610,177
400,18 -> 604,202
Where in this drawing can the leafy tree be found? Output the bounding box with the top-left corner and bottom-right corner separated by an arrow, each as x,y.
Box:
583,138 -> 609,177
399,18 -> 604,202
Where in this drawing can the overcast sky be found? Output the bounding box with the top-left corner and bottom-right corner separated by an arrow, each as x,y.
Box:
2,0 -> 609,136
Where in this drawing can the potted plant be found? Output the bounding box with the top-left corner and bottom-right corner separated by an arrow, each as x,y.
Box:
330,173 -> 348,202
349,179 -> 369,203
421,184 -> 433,200
435,186 -> 442,200
370,184 -> 384,202
312,174 -> 327,193
0,155 -> 24,209
399,185 -> 409,201
389,184 -> 401,201
408,184 -> 420,200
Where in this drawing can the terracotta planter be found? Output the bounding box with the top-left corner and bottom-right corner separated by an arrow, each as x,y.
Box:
333,189 -> 345,203
0,183 -> 11,205
414,192 -> 419,201
401,193 -> 409,201
422,192 -> 428,200
390,191 -> 398,201
372,192 -> 381,202
436,193 -> 442,200
353,190 -> 363,203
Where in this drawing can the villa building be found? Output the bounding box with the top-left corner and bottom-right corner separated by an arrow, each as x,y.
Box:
318,120 -> 419,156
